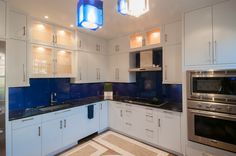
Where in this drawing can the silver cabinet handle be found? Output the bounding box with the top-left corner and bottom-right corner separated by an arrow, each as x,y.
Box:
214,40 -> 217,64
64,120 -> 66,128
163,111 -> 173,114
165,34 -> 168,42
120,110 -> 123,117
208,41 -> 212,63
158,118 -> 161,127
38,126 -> 41,136
23,26 -> 26,36
55,35 -> 57,44
60,120 -> 63,129
79,40 -> 82,48
79,72 -> 82,80
125,122 -> 132,126
0,129 -> 4,134
164,65 -> 167,80
23,64 -> 26,82
145,129 -> 154,133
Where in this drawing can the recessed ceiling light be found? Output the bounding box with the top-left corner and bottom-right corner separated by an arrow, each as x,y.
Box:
44,16 -> 49,19
70,24 -> 74,28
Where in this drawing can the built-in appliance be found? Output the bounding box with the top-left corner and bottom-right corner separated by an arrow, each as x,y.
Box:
187,70 -> 236,153
0,41 -> 5,156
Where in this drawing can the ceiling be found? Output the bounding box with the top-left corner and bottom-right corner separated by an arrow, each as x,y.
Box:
9,0 -> 225,40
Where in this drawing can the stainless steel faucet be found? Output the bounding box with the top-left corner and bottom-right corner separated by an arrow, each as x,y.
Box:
50,93 -> 57,105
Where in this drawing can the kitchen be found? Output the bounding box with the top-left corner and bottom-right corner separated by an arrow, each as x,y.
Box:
0,0 -> 236,156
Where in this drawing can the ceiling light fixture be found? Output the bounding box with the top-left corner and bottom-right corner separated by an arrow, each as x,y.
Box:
44,15 -> 49,19
117,0 -> 149,17
77,0 -> 103,31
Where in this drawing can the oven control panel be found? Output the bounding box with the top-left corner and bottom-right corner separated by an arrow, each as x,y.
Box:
188,100 -> 236,115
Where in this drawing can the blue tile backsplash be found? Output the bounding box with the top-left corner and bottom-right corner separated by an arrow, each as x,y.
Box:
9,79 -> 104,111
9,75 -> 182,112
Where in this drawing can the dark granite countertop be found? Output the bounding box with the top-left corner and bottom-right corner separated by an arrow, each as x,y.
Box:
9,96 -> 182,121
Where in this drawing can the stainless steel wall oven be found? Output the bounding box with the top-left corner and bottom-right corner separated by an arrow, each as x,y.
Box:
187,70 -> 236,153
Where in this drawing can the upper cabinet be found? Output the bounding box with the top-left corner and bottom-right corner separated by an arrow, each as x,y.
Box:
8,11 -> 27,40
184,0 -> 236,66
29,44 -> 75,78
29,19 -> 76,50
0,1 -> 6,39
77,31 -> 107,54
164,21 -> 181,45
108,36 -> 129,54
129,27 -> 162,50
29,20 -> 54,46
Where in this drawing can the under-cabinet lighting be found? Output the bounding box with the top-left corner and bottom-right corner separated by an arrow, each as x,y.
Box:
37,47 -> 45,52
152,32 -> 160,38
58,30 -> 65,35
59,50 -> 66,54
37,24 -> 45,30
44,16 -> 49,19
136,36 -> 143,42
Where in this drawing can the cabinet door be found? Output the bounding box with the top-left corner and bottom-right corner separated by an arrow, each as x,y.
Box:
87,53 -> 99,82
0,1 -> 5,39
8,11 -> 27,40
55,49 -> 74,77
30,45 -> 54,77
108,55 -> 118,82
108,102 -> 123,132
63,113 -> 81,147
213,0 -> 236,64
42,119 -> 63,156
75,51 -> 88,83
159,111 -> 181,153
55,27 -> 75,50
12,124 -> 41,156
30,20 -> 54,46
118,53 -> 135,82
6,39 -> 28,87
99,102 -> 108,131
184,7 -> 213,66
163,44 -> 182,84
97,54 -> 107,82
79,104 -> 99,139
164,21 -> 181,45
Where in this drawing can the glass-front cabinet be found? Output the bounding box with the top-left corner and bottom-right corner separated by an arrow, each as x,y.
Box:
129,27 -> 162,49
29,19 -> 76,50
55,49 -> 73,77
55,27 -> 75,50
30,45 -> 74,78
29,21 -> 54,46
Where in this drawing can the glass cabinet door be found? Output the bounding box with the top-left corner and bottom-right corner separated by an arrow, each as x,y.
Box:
30,21 -> 54,46
146,28 -> 161,46
130,33 -> 143,49
55,50 -> 73,76
55,28 -> 75,50
31,45 -> 53,77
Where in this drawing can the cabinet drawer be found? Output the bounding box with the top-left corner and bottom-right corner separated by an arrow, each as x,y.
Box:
12,115 -> 42,130
42,108 -> 73,122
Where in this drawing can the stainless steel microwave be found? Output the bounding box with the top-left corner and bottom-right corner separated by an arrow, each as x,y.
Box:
187,70 -> 236,103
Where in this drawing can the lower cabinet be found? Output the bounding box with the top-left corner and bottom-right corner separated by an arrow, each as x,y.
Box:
42,118 -> 63,156
108,101 -> 182,154
79,103 -> 99,139
12,123 -> 41,156
99,101 -> 109,132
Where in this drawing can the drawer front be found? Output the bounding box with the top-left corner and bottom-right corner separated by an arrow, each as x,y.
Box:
42,108 -> 73,122
12,115 -> 42,130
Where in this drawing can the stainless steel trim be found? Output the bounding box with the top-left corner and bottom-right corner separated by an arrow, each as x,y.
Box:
188,109 -> 236,153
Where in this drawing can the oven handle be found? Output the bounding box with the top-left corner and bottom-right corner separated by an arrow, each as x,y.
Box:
188,109 -> 236,120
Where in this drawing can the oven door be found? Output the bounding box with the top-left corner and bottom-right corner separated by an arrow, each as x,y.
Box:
188,109 -> 236,153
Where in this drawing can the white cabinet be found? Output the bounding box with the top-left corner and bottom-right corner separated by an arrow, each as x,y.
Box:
213,0 -> 236,64
185,7 -> 212,66
0,1 -> 5,39
8,11 -> 27,40
108,101 -> 124,132
163,44 -> 182,84
42,118 -> 63,156
184,0 -> 236,66
108,53 -> 135,82
12,116 -> 42,156
164,21 -> 181,45
108,36 -> 129,54
158,110 -> 181,153
6,39 -> 28,87
79,104 -> 99,139
99,101 -> 109,132
73,51 -> 88,83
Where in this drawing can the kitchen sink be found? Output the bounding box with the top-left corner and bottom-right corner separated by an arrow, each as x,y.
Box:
39,104 -> 71,112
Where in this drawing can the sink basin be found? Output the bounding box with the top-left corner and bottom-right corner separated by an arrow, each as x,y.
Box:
39,104 -> 70,112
